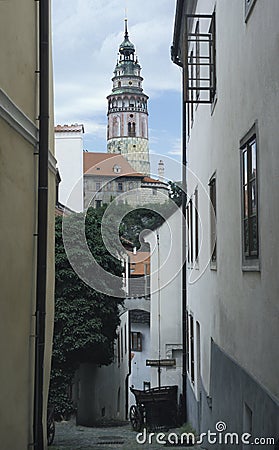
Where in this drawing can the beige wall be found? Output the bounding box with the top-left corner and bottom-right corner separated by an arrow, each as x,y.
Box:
0,1 -> 55,448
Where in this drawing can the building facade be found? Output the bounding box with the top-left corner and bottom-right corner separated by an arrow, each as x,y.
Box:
107,20 -> 150,176
172,0 -> 279,445
145,210 -> 183,396
55,124 -> 84,212
83,152 -> 169,209
0,1 -> 55,448
75,251 -> 151,425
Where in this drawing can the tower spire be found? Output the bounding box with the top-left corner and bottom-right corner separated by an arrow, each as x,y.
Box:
124,18 -> 128,39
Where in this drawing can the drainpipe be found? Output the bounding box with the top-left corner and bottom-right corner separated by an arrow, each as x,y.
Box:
33,1 -> 50,449
181,97 -> 187,424
171,5 -> 188,423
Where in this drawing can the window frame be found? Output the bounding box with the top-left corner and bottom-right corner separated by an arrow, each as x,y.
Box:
130,331 -> 142,352
209,174 -> 217,269
240,123 -> 260,271
245,0 -> 258,22
95,181 -> 101,191
117,181 -> 123,192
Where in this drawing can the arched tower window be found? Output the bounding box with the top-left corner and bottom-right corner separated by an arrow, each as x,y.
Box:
118,81 -> 121,87
128,122 -> 136,137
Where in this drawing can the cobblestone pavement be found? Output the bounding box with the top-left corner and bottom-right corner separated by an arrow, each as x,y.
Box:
50,420 -> 204,450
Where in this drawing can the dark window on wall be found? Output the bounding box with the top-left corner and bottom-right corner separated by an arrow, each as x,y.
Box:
131,332 -> 142,351
195,21 -> 200,102
194,188 -> 199,262
117,334 -> 120,366
186,204 -> 190,264
189,199 -> 193,264
117,182 -> 123,192
128,122 -> 136,137
95,200 -> 102,208
189,50 -> 194,128
241,130 -> 259,265
245,0 -> 257,22
190,314 -> 195,384
186,199 -> 194,265
209,12 -> 217,104
120,328 -> 123,361
124,324 -> 127,354
186,311 -> 189,373
209,175 -> 217,266
96,182 -> 101,191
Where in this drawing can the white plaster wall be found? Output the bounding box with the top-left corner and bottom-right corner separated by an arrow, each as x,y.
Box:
145,209 -> 183,393
183,0 -> 279,401
129,322 -> 151,409
55,131 -> 84,212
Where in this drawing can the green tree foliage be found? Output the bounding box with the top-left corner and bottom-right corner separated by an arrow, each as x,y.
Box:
168,181 -> 183,207
49,206 -> 123,419
103,200 -> 178,249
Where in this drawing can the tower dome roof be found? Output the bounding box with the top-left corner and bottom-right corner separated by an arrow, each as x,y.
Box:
119,19 -> 135,54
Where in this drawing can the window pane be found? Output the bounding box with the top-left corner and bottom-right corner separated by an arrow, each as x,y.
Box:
244,219 -> 249,255
243,150 -> 248,185
250,216 -> 258,254
251,140 -> 256,178
250,180 -> 257,215
243,185 -> 248,218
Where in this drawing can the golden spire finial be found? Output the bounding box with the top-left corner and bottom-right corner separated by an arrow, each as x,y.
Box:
124,0 -> 128,38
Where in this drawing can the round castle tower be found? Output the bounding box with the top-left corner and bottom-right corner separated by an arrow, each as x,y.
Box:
107,20 -> 150,176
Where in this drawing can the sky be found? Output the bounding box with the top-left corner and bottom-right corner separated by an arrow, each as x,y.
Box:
52,0 -> 183,180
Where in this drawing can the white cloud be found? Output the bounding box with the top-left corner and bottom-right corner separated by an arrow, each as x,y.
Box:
168,138 -> 182,156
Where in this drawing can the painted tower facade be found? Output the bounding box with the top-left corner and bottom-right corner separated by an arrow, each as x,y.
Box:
107,20 -> 150,176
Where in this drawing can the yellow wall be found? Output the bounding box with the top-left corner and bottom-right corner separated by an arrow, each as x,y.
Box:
0,1 -> 55,448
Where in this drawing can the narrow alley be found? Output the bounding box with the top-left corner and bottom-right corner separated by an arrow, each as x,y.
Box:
50,420 -> 203,450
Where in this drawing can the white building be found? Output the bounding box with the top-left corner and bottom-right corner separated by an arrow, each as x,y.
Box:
172,0 -> 279,444
145,209 -> 183,395
55,124 -> 84,212
74,253 -> 151,425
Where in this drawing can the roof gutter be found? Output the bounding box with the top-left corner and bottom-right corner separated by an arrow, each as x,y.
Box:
33,0 -> 50,449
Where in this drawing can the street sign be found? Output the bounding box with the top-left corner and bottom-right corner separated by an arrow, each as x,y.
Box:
146,359 -> 176,367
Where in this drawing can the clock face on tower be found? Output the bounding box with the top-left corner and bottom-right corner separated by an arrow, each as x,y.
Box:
106,20 -> 150,176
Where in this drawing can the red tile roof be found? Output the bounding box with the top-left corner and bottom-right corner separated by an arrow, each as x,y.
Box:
83,152 -> 144,178
55,123 -> 84,133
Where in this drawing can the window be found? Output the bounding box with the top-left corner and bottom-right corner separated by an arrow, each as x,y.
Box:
194,188 -> 199,262
120,328 -> 123,361
143,381 -> 151,391
209,175 -> 217,267
128,181 -> 134,190
117,334 -> 120,366
96,182 -> 101,191
124,324 -> 127,354
187,199 -> 194,265
209,12 -> 217,104
152,188 -> 157,196
113,164 -> 121,173
187,314 -> 195,385
241,129 -> 259,266
131,332 -> 142,351
186,311 -> 189,373
95,199 -> 102,208
128,122 -> 136,137
117,182 -> 123,192
245,0 -> 257,22
185,13 -> 216,105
